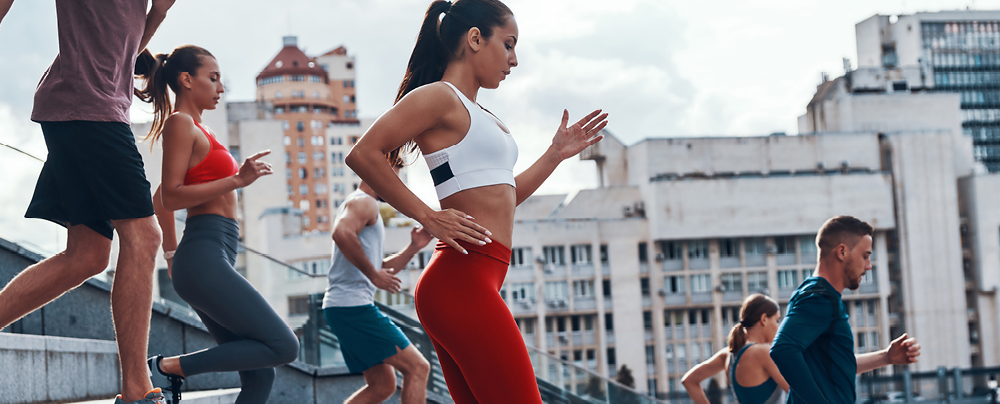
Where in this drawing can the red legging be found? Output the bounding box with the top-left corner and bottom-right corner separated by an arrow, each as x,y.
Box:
414,240 -> 543,404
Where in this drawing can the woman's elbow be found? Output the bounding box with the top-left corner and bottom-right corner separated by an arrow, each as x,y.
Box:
160,192 -> 183,212
344,148 -> 362,171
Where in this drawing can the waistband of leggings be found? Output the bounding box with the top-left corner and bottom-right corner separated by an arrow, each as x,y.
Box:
435,239 -> 511,265
184,214 -> 239,238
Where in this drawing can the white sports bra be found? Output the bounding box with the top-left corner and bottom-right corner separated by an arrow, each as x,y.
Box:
423,82 -> 518,200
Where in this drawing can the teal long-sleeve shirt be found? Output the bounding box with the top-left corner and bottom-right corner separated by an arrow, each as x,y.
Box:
770,277 -> 857,404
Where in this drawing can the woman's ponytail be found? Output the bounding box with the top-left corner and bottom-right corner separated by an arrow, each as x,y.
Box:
387,0 -> 512,165
727,294 -> 779,354
135,49 -> 172,145
727,322 -> 748,354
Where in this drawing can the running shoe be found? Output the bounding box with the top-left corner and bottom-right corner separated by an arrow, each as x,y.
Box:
113,388 -> 166,404
147,356 -> 184,404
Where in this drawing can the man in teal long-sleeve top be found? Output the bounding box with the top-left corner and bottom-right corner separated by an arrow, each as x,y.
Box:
770,216 -> 922,404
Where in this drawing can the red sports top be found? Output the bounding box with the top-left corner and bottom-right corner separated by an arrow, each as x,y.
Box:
183,120 -> 239,185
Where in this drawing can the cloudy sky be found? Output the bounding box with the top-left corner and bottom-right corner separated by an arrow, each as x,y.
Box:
0,0 -> 995,254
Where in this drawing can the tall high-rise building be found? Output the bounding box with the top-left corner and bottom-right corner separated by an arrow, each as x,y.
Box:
808,11 -> 1000,172
255,36 -> 364,232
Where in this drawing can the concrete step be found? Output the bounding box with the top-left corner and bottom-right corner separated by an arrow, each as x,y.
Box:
62,388 -> 241,404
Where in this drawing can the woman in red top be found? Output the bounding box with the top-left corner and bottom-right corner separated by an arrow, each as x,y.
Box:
135,45 -> 299,404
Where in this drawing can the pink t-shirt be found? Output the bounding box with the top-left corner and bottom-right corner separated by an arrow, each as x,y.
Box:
31,0 -> 148,123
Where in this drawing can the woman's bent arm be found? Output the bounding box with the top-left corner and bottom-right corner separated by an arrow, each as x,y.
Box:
681,348 -> 728,404
514,109 -> 607,205
347,84 -> 490,252
159,114 -> 271,211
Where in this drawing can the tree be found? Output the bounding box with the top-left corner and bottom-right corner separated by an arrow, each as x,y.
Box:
616,364 -> 635,388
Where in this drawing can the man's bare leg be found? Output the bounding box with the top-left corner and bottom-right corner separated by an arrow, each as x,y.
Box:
0,224 -> 111,329
110,216 -> 161,402
345,364 -> 397,404
383,345 -> 430,404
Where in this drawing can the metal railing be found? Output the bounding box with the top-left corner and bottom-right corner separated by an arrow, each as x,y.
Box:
238,245 -> 663,403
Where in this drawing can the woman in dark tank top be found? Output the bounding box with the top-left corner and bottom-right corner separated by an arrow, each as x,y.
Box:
682,294 -> 790,404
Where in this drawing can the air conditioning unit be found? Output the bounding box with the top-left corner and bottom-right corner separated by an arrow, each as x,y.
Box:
559,299 -> 567,308
654,253 -> 666,262
543,264 -> 554,274
623,205 -> 634,217
519,301 -> 532,309
535,255 -> 547,264
558,332 -> 569,342
657,289 -> 667,297
634,201 -> 646,217
766,245 -> 778,254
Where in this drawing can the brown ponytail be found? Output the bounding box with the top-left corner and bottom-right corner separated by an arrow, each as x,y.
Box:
728,294 -> 779,354
134,46 -> 215,145
387,0 -> 513,166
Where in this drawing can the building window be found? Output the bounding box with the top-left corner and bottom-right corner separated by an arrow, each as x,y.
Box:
275,107 -> 284,114
720,272 -> 742,292
311,75 -> 322,83
288,295 -> 309,316
719,238 -> 738,257
600,244 -> 609,264
313,151 -> 324,161
659,241 -> 683,260
800,235 -> 818,259
283,136 -> 290,145
747,271 -> 768,293
297,152 -> 306,164
275,91 -> 282,99
542,246 -> 566,266
510,247 -> 531,267
605,313 -> 614,331
638,242 -> 648,263
349,136 -> 360,145
603,279 -> 612,297
664,275 -> 685,294
775,236 -> 795,255
570,245 -> 592,265
298,168 -> 307,179
690,274 -> 711,293
573,280 -> 594,298
510,282 -> 534,302
297,137 -> 305,147
688,240 -> 709,259
282,121 -> 290,130
745,237 -> 767,255
299,184 -> 309,195
299,200 -> 310,211
545,281 -> 569,300
296,121 -> 305,132
778,270 -> 799,289
316,183 -> 327,194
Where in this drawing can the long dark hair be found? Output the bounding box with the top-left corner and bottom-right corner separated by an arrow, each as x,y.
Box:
388,0 -> 513,164
727,294 -> 779,354
134,45 -> 215,144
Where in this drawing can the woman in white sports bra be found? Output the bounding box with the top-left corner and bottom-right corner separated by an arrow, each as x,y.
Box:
345,1 -> 607,402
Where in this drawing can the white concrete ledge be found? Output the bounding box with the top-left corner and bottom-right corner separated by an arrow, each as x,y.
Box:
0,333 -> 121,404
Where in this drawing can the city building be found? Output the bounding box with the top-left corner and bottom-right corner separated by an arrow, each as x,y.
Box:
255,36 -> 365,232
803,11 -> 1000,172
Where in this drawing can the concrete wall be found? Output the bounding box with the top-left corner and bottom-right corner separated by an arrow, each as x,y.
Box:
0,333 -> 120,403
959,174 -> 1000,366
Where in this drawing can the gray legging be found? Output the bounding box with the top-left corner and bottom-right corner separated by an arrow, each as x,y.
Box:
171,214 -> 299,404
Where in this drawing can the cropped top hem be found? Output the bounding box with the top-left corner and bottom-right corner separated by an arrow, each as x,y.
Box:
183,120 -> 239,185
433,168 -> 515,200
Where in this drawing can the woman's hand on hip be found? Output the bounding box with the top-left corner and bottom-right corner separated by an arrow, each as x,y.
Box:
420,209 -> 492,254
550,109 -> 609,161
236,150 -> 273,187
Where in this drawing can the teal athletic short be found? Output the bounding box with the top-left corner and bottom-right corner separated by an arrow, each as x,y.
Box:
323,304 -> 412,373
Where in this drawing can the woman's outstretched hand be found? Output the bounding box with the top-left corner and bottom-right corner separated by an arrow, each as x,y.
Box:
551,109 -> 609,161
420,209 -> 492,254
236,150 -> 273,187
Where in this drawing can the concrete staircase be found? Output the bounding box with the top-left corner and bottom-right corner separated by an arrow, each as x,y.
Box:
66,388 -> 241,404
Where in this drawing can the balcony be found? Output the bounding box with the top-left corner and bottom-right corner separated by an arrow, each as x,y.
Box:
584,330 -> 595,345
779,287 -> 795,299
720,256 -> 741,268
572,263 -> 595,277
543,264 -> 567,278
603,297 -> 614,310
691,292 -> 712,304
601,265 -> 610,276
639,262 -> 650,274
673,325 -> 685,339
722,290 -> 743,303
689,258 -> 710,270
662,259 -> 682,271
776,253 -> 796,266
664,326 -> 672,340
573,331 -> 583,346
663,293 -> 686,306
606,331 -> 616,345
575,297 -> 597,311
644,329 -> 655,342
642,295 -> 652,308
745,254 -> 766,267
690,325 -> 699,338
545,299 -> 570,313
511,299 -> 536,316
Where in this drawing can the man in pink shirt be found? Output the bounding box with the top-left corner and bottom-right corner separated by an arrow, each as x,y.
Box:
0,1 -> 175,403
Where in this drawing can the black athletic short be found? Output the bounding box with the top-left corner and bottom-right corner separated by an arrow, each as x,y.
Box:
25,121 -> 154,240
